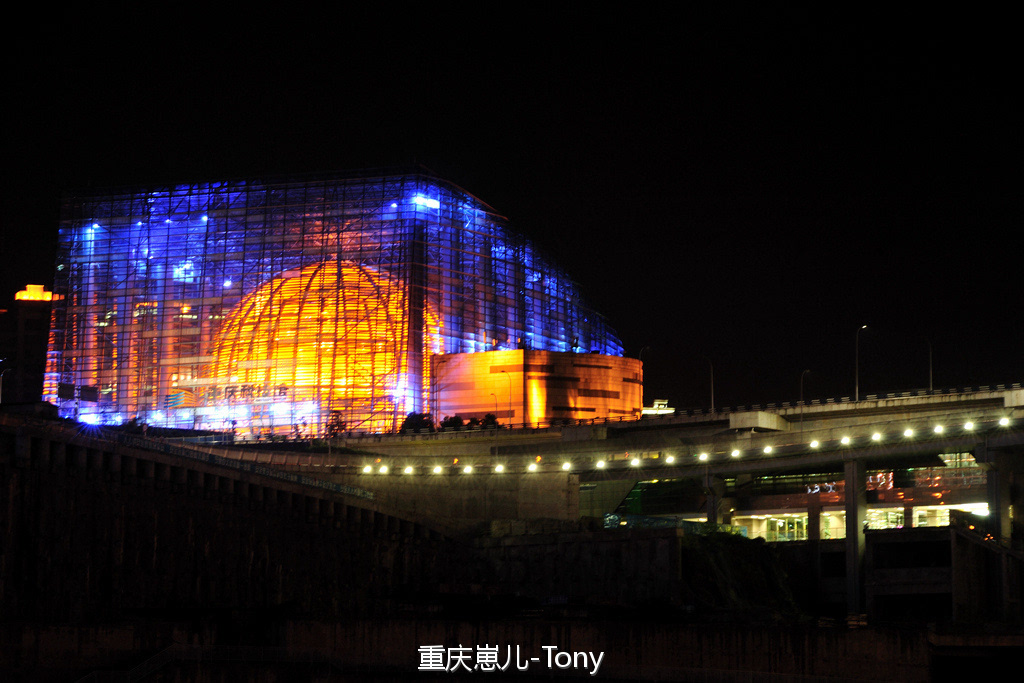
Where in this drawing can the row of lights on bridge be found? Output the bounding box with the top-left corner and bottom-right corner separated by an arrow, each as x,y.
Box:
359,417 -> 1014,475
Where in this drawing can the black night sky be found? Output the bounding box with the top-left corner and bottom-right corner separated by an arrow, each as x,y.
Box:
4,6 -> 1020,411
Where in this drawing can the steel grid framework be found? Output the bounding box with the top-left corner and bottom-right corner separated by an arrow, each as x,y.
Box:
46,171 -> 623,434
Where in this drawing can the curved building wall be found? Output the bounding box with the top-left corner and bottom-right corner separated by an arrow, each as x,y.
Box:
45,170 -> 624,433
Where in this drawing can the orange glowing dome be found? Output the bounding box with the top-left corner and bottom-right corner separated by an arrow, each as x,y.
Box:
210,261 -> 439,433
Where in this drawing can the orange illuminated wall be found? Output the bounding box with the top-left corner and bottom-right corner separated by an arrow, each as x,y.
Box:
433,350 -> 642,427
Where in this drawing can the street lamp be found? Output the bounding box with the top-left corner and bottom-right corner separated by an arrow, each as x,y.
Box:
639,345 -> 651,365
799,369 -> 811,435
927,339 -> 933,393
702,357 -> 714,414
855,325 -> 867,402
709,359 -> 715,414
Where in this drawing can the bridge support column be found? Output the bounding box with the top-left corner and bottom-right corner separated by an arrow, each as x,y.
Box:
976,443 -> 1024,547
703,472 -> 725,524
844,458 -> 866,615
807,494 -> 821,541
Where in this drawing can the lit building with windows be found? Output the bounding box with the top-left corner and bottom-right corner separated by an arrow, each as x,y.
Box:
434,349 -> 642,426
0,285 -> 55,405
46,169 -> 629,433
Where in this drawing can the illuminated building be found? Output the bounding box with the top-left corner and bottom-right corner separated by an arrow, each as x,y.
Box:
1,286 -> 55,404
434,350 -> 642,425
46,170 -> 626,433
15,284 -> 54,302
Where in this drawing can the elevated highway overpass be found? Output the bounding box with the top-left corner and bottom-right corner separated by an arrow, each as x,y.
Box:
3,385 -> 1022,649
212,385 -> 1024,612
97,384 -> 1022,616
193,383 -> 1024,535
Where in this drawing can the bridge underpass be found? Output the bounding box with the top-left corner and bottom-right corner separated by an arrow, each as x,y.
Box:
580,422 -> 1024,615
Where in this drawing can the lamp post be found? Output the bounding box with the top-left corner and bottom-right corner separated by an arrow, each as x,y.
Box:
698,355 -> 715,414
927,340 -> 933,393
800,369 -> 811,435
0,367 -> 9,405
639,346 -> 651,413
708,358 -> 715,415
854,325 -> 867,402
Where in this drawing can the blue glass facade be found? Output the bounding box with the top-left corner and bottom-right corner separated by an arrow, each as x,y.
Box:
46,170 -> 623,433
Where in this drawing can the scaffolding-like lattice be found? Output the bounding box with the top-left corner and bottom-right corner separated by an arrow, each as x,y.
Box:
46,170 -> 623,434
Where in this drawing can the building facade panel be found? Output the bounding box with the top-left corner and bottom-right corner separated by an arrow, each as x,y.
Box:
434,349 -> 642,426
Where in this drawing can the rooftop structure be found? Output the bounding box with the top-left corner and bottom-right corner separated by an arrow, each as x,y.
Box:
0,285 -> 54,405
46,170 -> 624,433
